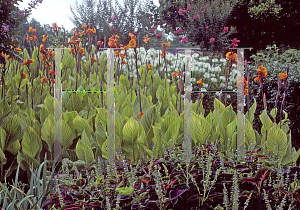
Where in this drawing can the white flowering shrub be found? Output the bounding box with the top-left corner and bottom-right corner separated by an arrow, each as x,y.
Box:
101,48 -> 239,92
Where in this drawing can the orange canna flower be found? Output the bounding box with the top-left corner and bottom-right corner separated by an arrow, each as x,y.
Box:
42,35 -> 48,42
76,38 -> 82,44
115,51 -> 120,56
23,59 -> 34,65
172,71 -> 181,78
81,25 -> 87,29
68,40 -> 77,45
41,77 -> 48,83
48,70 -> 55,75
148,63 -> 152,70
257,65 -> 267,78
26,36 -> 30,42
40,44 -> 45,51
47,62 -> 53,67
22,73 -> 28,79
143,35 -> 150,43
244,76 -> 248,88
162,42 -> 170,48
122,60 -> 127,65
31,35 -> 37,41
92,28 -> 96,33
48,50 -> 55,58
226,52 -> 237,63
32,29 -> 36,33
92,56 -> 97,63
97,41 -> 103,45
197,78 -> 205,86
28,26 -> 33,32
129,33 -> 136,40
137,111 -> 144,119
128,39 -> 136,48
254,76 -> 260,82
69,48 -> 75,54
244,88 -> 248,95
119,53 -> 126,60
0,52 -> 4,57
41,56 -> 47,61
278,72 -> 287,80
52,23 -> 56,29
6,55 -> 10,60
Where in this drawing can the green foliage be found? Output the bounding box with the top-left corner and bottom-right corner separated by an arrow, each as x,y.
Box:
248,0 -> 283,20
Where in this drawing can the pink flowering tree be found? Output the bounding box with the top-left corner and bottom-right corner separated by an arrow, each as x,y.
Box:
158,0 -> 240,55
0,0 -> 43,57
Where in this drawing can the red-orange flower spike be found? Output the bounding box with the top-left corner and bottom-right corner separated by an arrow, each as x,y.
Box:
197,78 -> 205,86
137,111 -> 144,119
257,65 -> 267,78
49,70 -> 55,75
278,72 -> 287,81
22,73 -> 28,79
129,33 -> 136,40
143,35 -> 150,43
41,77 -> 48,83
92,56 -> 97,63
69,48 -> 75,54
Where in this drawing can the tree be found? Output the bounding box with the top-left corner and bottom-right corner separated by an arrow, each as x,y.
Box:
224,0 -> 300,59
247,0 -> 283,21
157,0 -> 240,55
69,0 -> 162,48
0,0 -> 43,62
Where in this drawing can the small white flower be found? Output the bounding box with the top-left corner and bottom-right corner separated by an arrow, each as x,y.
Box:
200,68 -> 206,72
198,62 -> 204,67
220,76 -> 226,81
204,72 -> 210,78
215,91 -> 220,96
212,58 -> 218,63
201,88 -> 207,91
211,78 -> 217,82
210,74 -> 216,77
228,85 -> 233,89
227,95 -> 231,98
204,63 -> 211,69
220,58 -> 226,63
199,57 -> 206,61
214,66 -> 222,72
220,83 -> 225,87
192,53 -> 199,58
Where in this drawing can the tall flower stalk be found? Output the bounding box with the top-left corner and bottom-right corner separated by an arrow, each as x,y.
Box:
197,78 -> 205,114
254,64 -> 268,110
278,66 -> 289,125
126,33 -> 143,119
